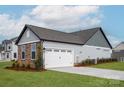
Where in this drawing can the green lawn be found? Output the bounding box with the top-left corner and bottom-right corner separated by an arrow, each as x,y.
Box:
0,62 -> 124,87
91,62 -> 124,71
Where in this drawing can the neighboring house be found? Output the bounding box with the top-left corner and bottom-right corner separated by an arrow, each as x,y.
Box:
1,37 -> 18,61
0,44 -> 3,60
112,42 -> 124,62
15,24 -> 112,68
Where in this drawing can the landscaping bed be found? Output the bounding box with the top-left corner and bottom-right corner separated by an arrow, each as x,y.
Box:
5,61 -> 46,72
74,58 -> 117,67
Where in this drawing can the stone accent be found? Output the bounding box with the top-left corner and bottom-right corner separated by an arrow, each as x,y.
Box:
25,44 -> 31,65
18,45 -> 22,64
17,42 -> 43,68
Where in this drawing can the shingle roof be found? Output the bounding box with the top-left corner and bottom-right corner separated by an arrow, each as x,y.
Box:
114,42 -> 124,50
16,24 -> 112,48
2,37 -> 18,45
27,25 -> 83,45
70,27 -> 100,44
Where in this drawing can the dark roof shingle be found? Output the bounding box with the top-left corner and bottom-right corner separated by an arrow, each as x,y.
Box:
27,25 -> 83,45
70,27 -> 100,44
16,24 -> 112,48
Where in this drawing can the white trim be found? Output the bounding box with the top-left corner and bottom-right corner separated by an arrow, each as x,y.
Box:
84,45 -> 111,49
18,40 -> 40,45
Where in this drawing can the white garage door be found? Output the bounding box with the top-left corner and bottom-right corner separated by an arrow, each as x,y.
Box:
44,48 -> 74,68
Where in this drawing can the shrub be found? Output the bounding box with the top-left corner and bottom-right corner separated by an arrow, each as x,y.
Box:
34,43 -> 43,70
80,59 -> 95,65
16,63 -> 20,68
26,64 -> 30,69
11,60 -> 16,62
76,58 -> 118,66
12,62 -> 16,68
21,64 -> 25,68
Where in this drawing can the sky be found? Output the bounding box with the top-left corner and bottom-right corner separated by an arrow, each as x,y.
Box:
0,5 -> 123,47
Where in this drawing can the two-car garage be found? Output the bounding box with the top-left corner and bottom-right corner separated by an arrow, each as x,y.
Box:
44,48 -> 74,68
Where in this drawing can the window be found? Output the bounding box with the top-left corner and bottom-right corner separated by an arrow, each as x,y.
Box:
46,49 -> 52,52
103,49 -> 109,52
26,30 -> 30,38
61,50 -> 66,52
7,53 -> 9,58
31,43 -> 36,60
67,50 -> 72,53
21,45 -> 25,60
14,53 -> 17,58
8,46 -> 11,50
96,48 -> 100,50
54,49 -> 59,52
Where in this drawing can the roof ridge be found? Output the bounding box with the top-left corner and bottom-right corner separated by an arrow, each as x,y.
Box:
114,42 -> 124,49
70,27 -> 101,33
26,24 -> 69,34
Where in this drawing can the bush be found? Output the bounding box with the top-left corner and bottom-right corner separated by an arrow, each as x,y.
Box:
97,58 -> 117,64
21,64 -> 25,68
16,63 -> 20,68
12,63 -> 16,68
11,60 -> 16,62
26,64 -> 31,69
81,59 -> 95,65
76,58 -> 118,66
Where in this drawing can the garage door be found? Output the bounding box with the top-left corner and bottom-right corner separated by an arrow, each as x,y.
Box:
44,48 -> 74,68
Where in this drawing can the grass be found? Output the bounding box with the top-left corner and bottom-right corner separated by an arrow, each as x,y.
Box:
0,62 -> 124,87
91,62 -> 124,71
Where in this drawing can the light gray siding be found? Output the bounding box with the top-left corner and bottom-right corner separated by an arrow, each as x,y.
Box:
18,28 -> 40,45
112,50 -> 124,61
86,30 -> 110,48
114,43 -> 124,50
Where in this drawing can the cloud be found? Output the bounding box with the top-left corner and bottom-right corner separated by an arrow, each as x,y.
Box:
0,5 -> 102,40
30,5 -> 101,31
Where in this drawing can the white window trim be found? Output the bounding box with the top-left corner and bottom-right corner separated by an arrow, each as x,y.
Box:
31,43 -> 36,60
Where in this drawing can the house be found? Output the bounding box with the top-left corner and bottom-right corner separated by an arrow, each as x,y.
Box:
0,44 -> 3,60
15,24 -> 112,68
112,42 -> 124,62
1,37 -> 18,61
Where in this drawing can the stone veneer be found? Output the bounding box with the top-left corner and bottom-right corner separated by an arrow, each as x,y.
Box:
18,42 -> 42,68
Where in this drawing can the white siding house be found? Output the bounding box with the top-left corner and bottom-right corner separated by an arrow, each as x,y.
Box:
1,37 -> 18,61
16,24 -> 112,68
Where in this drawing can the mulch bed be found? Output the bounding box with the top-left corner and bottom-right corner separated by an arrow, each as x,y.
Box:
5,67 -> 46,72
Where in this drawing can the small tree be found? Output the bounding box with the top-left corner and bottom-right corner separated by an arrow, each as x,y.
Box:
35,42 -> 43,70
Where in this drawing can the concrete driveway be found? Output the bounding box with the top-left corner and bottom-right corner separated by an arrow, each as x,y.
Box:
49,67 -> 124,80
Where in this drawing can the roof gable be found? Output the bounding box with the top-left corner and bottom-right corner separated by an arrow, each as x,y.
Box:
18,28 -> 40,45
85,29 -> 111,48
70,27 -> 99,44
114,42 -> 124,50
